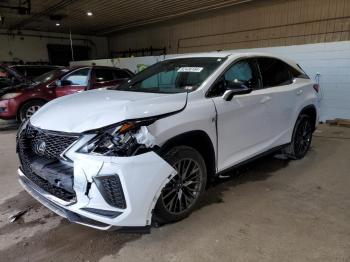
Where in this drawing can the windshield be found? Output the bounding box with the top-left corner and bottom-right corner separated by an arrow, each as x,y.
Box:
33,68 -> 69,84
117,57 -> 226,94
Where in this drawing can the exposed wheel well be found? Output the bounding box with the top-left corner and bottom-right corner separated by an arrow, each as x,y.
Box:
159,130 -> 216,183
299,105 -> 317,131
17,98 -> 48,121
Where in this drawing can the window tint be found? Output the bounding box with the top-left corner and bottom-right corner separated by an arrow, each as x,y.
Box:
114,70 -> 131,79
257,58 -> 292,87
63,68 -> 90,85
95,69 -> 114,83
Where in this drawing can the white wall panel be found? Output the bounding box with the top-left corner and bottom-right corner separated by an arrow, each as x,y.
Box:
73,41 -> 350,121
231,41 -> 350,121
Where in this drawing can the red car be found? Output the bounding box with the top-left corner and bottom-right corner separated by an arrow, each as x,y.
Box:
0,66 -> 134,122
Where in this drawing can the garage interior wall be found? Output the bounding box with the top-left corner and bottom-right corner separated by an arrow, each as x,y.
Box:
0,29 -> 109,63
109,0 -> 350,54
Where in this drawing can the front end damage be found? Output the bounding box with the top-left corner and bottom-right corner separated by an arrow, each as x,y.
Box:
17,122 -> 176,230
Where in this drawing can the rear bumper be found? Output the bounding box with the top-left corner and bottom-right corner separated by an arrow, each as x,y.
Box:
18,151 -> 176,230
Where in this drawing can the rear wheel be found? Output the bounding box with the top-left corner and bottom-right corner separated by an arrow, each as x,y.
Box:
154,146 -> 207,224
19,100 -> 45,122
284,114 -> 313,159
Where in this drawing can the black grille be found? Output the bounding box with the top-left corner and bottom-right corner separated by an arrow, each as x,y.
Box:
94,175 -> 127,209
17,124 -> 79,202
26,124 -> 78,159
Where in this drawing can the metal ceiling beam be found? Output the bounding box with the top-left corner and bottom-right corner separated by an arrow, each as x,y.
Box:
97,0 -> 254,35
8,0 -> 75,31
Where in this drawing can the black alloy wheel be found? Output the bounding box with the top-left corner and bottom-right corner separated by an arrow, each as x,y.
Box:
154,146 -> 207,224
285,114 -> 313,159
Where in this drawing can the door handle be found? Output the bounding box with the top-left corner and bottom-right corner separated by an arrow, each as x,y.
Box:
296,90 -> 303,95
260,96 -> 271,104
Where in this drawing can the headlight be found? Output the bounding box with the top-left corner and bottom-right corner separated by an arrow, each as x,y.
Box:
78,120 -> 156,156
1,92 -> 22,100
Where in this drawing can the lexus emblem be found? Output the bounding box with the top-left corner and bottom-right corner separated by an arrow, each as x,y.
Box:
36,141 -> 46,155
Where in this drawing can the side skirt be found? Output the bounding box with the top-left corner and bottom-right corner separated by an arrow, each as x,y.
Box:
215,143 -> 290,177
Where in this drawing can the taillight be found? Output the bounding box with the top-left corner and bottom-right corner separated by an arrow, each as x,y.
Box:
313,84 -> 319,93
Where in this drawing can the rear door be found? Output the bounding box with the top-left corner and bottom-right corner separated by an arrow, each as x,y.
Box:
211,58 -> 272,171
256,57 -> 299,145
55,68 -> 91,97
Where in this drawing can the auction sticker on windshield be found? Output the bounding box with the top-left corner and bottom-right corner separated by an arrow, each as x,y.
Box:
178,67 -> 204,73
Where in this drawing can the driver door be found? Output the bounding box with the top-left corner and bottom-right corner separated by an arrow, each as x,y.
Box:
211,58 -> 272,171
55,68 -> 91,97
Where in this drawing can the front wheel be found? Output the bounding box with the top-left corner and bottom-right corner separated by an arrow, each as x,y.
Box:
154,146 -> 207,225
284,114 -> 313,159
19,100 -> 45,122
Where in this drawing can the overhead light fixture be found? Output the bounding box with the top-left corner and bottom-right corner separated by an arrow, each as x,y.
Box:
87,11 -> 93,16
55,22 -> 60,26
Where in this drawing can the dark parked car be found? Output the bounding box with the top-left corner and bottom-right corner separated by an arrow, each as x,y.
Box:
0,66 -> 134,121
0,64 -> 24,89
9,65 -> 62,80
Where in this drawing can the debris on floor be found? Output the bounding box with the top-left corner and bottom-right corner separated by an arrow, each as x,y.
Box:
8,207 -> 31,223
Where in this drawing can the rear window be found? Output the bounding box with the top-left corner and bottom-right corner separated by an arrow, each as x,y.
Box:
257,58 -> 292,88
95,69 -> 114,83
114,70 -> 131,79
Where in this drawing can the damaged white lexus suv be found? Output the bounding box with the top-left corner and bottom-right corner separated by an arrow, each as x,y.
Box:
17,52 -> 319,230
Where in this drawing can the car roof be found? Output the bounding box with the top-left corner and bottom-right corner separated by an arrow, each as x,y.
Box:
168,51 -> 283,59
166,51 -> 298,67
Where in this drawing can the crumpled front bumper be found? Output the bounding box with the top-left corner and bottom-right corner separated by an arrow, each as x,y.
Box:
19,151 -> 176,230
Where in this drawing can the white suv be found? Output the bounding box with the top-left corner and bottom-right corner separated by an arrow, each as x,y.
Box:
17,52 -> 319,230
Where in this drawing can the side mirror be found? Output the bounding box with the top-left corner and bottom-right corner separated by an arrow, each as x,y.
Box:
222,81 -> 252,101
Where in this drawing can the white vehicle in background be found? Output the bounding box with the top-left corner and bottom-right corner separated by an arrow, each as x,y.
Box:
17,52 -> 319,230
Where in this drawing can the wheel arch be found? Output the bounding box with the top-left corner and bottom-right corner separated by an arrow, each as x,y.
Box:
298,104 -> 317,131
16,98 -> 48,121
158,130 -> 216,183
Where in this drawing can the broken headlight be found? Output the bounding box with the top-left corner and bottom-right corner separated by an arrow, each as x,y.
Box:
78,121 -> 156,156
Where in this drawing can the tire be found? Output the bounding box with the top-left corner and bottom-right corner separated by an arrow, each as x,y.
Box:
284,114 -> 313,159
19,100 -> 45,122
153,146 -> 207,225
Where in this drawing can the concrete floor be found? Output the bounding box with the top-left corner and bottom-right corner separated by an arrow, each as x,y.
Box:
0,124 -> 349,262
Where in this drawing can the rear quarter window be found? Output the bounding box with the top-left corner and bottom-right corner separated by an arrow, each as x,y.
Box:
257,58 -> 292,88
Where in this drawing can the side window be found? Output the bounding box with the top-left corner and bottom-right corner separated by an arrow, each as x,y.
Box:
62,68 -> 90,86
114,70 -> 131,79
208,59 -> 259,97
224,60 -> 259,89
257,58 -> 292,88
95,69 -> 114,83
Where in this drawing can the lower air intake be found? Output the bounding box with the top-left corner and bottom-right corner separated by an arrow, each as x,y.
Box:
94,175 -> 127,209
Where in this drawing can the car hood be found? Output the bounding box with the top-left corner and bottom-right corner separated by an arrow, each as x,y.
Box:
30,90 -> 188,133
0,82 -> 35,95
